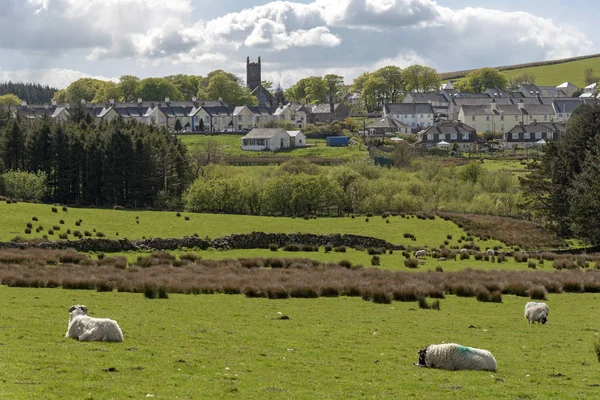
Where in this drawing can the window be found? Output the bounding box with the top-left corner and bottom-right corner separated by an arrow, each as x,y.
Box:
547,132 -> 553,139
248,115 -> 253,121
558,113 -> 562,118
535,132 -> 542,139
512,132 -> 519,140
451,133 -> 457,140
515,116 -> 519,121
159,116 -> 166,123
544,115 -> 548,121
238,115 -> 243,121
500,116 -> 504,121
472,116 -> 476,121
486,116 -> 490,121
524,132 -> 530,139
462,133 -> 469,140
412,114 -> 416,118
204,116 -> 209,122
427,133 -> 434,141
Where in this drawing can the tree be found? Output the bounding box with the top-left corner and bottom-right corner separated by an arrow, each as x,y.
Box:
362,75 -> 387,112
52,89 -> 68,103
454,68 -> 508,93
119,75 -> 140,101
174,119 -> 183,132
584,68 -> 598,86
390,141 -> 416,169
403,65 -> 441,93
64,78 -> 107,103
165,74 -> 203,100
137,78 -> 182,101
261,80 -> 273,91
520,103 -> 600,240
508,72 -> 536,91
0,94 -> 22,106
350,72 -> 371,94
324,74 -> 344,104
205,72 -> 256,106
1,170 -> 47,201
92,81 -> 123,103
373,66 -> 404,103
273,84 -> 286,106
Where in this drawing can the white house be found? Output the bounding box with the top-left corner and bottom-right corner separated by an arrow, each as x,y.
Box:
241,128 -> 290,151
382,103 -> 434,131
287,130 -> 306,147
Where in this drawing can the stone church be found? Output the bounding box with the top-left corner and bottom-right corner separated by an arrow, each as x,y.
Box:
247,57 -> 275,108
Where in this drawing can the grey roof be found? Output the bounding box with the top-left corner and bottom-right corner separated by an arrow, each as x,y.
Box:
461,104 -> 522,115
385,103 -> 434,115
404,93 -> 448,104
367,117 -> 410,129
242,128 -> 289,139
453,97 -> 512,106
553,99 -> 589,114
422,121 -> 475,135
513,97 -> 554,105
521,104 -> 555,115
307,103 -> 343,114
507,122 -> 566,134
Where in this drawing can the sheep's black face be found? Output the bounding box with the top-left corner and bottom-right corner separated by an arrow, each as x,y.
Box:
541,316 -> 547,324
68,305 -> 88,316
417,348 -> 427,366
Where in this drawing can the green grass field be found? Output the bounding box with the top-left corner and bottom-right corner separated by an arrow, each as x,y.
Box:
178,134 -> 368,159
1,286 -> 599,399
0,202 -> 501,250
502,56 -> 600,87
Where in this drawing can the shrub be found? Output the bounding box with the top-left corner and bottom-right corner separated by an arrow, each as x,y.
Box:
404,258 -> 419,268
283,244 -> 300,252
334,246 -> 346,253
497,254 -> 506,263
266,286 -> 289,299
562,280 -> 583,293
365,218 -> 369,222
490,290 -> 503,303
435,266 -> 443,272
371,255 -> 380,266
528,285 -> 547,300
289,287 -> 319,298
474,252 -> 483,261
32,216 -> 38,221
75,221 -> 81,226
73,230 -> 82,238
504,281 -> 529,296
96,282 -> 114,293
338,260 -> 352,269
393,285 -> 418,302
418,296 -> 430,309
475,287 -> 491,302
52,225 -> 60,231
366,212 -> 373,217
553,257 -> 576,270
594,337 -> 600,363
136,256 -> 154,268
26,222 -> 33,229
460,252 -> 470,260
96,232 -> 105,238
453,284 -> 475,297
59,233 -> 68,240
513,252 -> 528,263
269,243 -> 279,252
528,260 -> 537,269
158,286 -> 169,299
59,220 -> 65,224
51,207 -> 57,213
143,283 -> 158,299
113,205 -> 124,210
47,230 -> 54,235
84,230 -> 92,237
62,206 -> 67,212
301,244 -> 318,252
24,228 -> 31,234
363,289 -> 392,304
324,244 -> 333,253
184,216 -> 190,221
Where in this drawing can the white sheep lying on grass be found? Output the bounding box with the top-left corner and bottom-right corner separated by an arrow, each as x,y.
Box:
66,305 -> 124,342
486,249 -> 495,257
524,302 -> 549,324
416,343 -> 497,371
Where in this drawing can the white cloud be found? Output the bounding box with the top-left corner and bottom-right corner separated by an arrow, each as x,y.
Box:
0,68 -> 117,89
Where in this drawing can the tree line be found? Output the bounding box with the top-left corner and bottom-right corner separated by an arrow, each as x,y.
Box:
0,82 -> 57,104
0,109 -> 191,207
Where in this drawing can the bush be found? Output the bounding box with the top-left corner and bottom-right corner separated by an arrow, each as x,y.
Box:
363,289 -> 392,304
158,285 -> 169,299
514,252 -> 528,263
269,243 -> 279,252
73,230 -> 82,238
528,260 -> 537,269
460,252 -> 470,260
84,230 -> 92,237
266,286 -> 289,299
143,283 -> 158,299
59,220 -> 65,224
562,280 -> 583,293
393,286 -> 418,302
75,221 -> 81,226
453,284 -> 475,297
334,246 -> 346,253
490,290 -> 503,303
475,287 -> 491,302
371,255 -> 380,266
338,260 -> 352,269
324,244 -> 333,253
504,281 -> 529,297
180,253 -> 199,262
184,216 -> 190,221
62,206 -> 68,212
59,233 -> 68,240
283,244 -> 300,252
96,232 -> 105,238
404,258 -> 419,268
528,285 -> 547,300
435,266 -> 443,272
32,216 -> 38,221
51,207 -> 57,213
594,337 -> 600,363
24,228 -> 31,234
47,230 -> 54,235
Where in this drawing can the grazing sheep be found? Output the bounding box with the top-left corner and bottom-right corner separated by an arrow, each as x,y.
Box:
66,305 -> 124,342
417,343 -> 497,371
414,250 -> 426,258
524,302 -> 549,324
486,249 -> 495,257
459,248 -> 469,253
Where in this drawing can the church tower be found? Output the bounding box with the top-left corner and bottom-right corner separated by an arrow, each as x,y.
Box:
246,56 -> 261,92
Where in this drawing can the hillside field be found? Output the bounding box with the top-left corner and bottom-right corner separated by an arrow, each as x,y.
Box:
0,286 -> 599,399
502,56 -> 600,87
0,202 -> 501,250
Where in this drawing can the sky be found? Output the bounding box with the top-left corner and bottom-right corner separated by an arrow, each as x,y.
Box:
0,0 -> 597,90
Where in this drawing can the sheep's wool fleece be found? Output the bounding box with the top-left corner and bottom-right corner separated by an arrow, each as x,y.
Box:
425,343 -> 497,371
525,303 -> 549,323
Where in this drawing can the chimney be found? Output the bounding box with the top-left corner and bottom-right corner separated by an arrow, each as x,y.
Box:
44,104 -> 49,109
218,97 -> 223,103
517,99 -> 524,110
192,96 -> 197,102
51,100 -> 57,106
109,98 -> 115,105
21,101 -> 27,107
490,99 -> 497,112
330,102 -> 335,113
137,98 -> 143,104
165,97 -> 170,103
81,99 -> 86,105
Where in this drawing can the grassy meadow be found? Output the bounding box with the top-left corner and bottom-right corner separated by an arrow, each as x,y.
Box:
1,286 -> 599,399
0,202 -> 502,250
178,134 -> 368,160
502,55 -> 600,87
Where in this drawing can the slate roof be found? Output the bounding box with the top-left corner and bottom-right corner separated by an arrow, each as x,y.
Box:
405,93 -> 448,104
520,104 -> 555,116
367,117 -> 411,129
384,103 -> 434,115
422,121 -> 475,135
553,99 -> 588,114
507,122 -> 566,134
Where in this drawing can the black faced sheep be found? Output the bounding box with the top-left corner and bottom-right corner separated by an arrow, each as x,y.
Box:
414,250 -> 426,258
66,305 -> 124,342
416,343 -> 497,371
524,302 -> 549,324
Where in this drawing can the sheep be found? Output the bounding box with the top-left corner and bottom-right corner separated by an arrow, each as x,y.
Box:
66,305 -> 124,342
486,249 -> 495,257
416,343 -> 497,371
459,248 -> 469,253
524,302 -> 549,324
414,250 -> 426,258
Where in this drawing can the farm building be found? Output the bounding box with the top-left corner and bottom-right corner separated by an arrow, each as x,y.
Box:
241,128 -> 290,151
287,131 -> 306,147
326,136 -> 350,147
